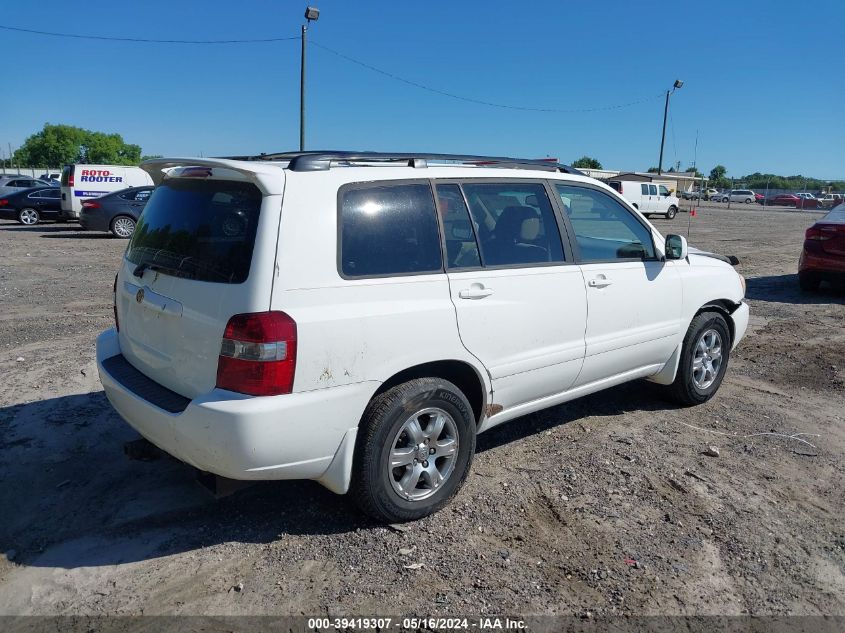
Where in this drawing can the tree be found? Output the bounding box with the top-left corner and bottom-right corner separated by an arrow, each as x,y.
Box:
13,123 -> 142,167
646,166 -> 659,173
141,154 -> 163,161
709,165 -> 730,188
572,156 -> 602,169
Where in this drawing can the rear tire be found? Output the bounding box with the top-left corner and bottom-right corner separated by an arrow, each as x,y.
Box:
663,312 -> 731,406
18,208 -> 39,225
110,215 -> 136,239
352,378 -> 476,523
798,272 -> 821,292
666,206 -> 678,220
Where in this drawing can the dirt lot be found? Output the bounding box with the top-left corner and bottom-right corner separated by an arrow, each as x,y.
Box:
0,204 -> 843,619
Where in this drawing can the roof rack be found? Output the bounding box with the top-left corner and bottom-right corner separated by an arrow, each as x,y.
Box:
217,151 -> 585,176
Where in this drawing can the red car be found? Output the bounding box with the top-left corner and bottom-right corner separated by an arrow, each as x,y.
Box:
766,194 -> 819,209
798,204 -> 845,291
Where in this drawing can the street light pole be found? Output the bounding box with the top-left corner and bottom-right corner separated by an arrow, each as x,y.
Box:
300,22 -> 307,152
300,6 -> 320,152
658,79 -> 683,175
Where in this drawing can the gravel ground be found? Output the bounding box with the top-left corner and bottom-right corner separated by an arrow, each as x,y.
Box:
0,205 -> 843,618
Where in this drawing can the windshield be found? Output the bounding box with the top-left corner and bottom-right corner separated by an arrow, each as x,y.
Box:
125,178 -> 262,284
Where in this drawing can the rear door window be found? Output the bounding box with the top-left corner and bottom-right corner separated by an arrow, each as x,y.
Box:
461,182 -> 565,266
340,182 -> 442,277
436,184 -> 481,269
648,184 -> 658,196
126,179 -> 262,284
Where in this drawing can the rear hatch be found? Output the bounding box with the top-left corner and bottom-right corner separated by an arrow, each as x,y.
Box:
116,163 -> 284,399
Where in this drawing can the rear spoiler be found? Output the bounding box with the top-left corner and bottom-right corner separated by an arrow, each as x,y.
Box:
140,158 -> 285,196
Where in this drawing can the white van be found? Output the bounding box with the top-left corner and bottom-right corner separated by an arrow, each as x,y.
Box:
60,164 -> 153,218
96,151 -> 748,522
607,180 -> 680,219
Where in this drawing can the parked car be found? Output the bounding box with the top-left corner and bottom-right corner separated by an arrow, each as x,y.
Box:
766,194 -> 819,209
60,164 -> 154,220
96,152 -> 749,522
798,203 -> 845,291
718,189 -> 757,204
703,188 -> 720,200
819,193 -> 844,209
606,180 -> 680,218
0,186 -> 63,224
79,186 -> 154,238
796,193 -> 817,201
754,193 -> 765,203
0,176 -> 53,196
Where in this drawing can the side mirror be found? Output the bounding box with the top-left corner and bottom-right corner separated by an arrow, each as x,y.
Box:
665,234 -> 688,260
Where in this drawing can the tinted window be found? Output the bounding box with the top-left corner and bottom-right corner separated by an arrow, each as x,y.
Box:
608,181 -> 621,193
659,185 -> 670,196
42,189 -> 61,199
641,184 -> 649,195
648,184 -> 658,196
555,184 -> 655,262
135,189 -> 152,201
340,182 -> 442,277
462,182 -> 564,267
436,184 -> 481,269
126,179 -> 262,284
61,166 -> 71,186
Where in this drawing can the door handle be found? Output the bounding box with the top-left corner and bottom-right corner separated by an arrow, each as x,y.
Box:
588,277 -> 613,288
459,284 -> 494,300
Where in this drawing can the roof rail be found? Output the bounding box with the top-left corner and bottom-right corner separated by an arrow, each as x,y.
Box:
217,151 -> 585,176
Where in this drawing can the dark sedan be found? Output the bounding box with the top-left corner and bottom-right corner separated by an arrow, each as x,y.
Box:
0,187 -> 63,224
79,186 -> 154,238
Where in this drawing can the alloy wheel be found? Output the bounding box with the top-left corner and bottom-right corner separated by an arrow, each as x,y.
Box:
388,407 -> 459,502
692,328 -> 723,390
19,208 -> 38,225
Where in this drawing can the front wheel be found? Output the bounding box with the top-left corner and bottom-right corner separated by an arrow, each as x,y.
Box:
744,198 -> 753,204
663,311 -> 731,406
110,215 -> 136,239
666,206 -> 678,220
18,208 -> 39,225
352,378 -> 476,523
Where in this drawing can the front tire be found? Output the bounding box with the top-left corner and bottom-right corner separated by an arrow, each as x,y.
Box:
18,208 -> 39,225
352,378 -> 476,523
664,312 -> 731,406
666,206 -> 678,219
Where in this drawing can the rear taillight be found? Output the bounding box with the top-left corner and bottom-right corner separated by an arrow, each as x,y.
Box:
68,173 -> 74,187
113,274 -> 119,331
82,201 -> 101,209
0,199 -> 7,206
805,226 -> 834,241
216,311 -> 297,396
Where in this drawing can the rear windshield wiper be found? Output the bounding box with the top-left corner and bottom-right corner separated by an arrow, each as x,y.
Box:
133,261 -> 168,278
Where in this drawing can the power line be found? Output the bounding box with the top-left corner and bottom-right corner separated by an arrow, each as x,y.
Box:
1,23 -> 665,114
310,40 -> 664,114
0,24 -> 299,44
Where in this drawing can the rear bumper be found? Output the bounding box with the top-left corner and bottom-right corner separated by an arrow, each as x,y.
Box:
799,250 -> 845,275
79,209 -> 110,232
96,328 -> 376,488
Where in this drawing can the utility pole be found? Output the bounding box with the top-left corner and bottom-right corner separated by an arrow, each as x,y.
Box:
658,80 -> 683,175
300,6 -> 320,152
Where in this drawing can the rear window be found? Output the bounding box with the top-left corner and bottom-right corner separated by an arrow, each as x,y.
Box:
340,182 -> 442,277
61,166 -> 71,186
126,179 -> 262,284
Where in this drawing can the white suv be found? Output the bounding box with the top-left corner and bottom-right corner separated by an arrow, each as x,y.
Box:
96,152 -> 749,522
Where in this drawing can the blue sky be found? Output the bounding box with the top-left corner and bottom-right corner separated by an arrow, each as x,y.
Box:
1,0 -> 843,179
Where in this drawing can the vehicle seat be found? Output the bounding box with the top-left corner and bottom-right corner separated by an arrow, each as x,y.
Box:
491,206 -> 548,264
